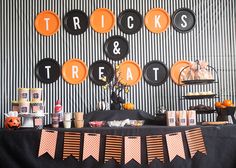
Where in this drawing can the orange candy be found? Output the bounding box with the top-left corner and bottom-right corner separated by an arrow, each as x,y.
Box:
223,100 -> 233,107
215,102 -> 222,108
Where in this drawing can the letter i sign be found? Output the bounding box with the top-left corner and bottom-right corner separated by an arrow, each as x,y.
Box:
35,11 -> 60,36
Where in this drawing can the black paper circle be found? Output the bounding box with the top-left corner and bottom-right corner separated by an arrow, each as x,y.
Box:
63,10 -> 89,35
143,61 -> 168,86
89,60 -> 114,86
35,58 -> 61,84
104,36 -> 129,61
118,9 -> 143,34
172,8 -> 196,33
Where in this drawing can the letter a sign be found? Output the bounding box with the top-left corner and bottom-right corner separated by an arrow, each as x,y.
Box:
118,60 -> 142,86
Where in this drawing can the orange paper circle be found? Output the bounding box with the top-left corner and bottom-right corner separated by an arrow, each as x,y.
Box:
62,59 -> 88,84
90,8 -> 115,33
145,8 -> 170,33
35,11 -> 60,36
170,60 -> 191,85
118,60 -> 142,86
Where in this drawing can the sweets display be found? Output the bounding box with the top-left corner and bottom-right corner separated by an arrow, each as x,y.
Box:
167,110 -> 196,126
9,88 -> 46,129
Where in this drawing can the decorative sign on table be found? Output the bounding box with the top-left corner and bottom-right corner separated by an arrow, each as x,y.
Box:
172,8 -> 196,33
118,60 -> 142,86
89,60 -> 114,85
118,9 -> 143,34
62,59 -> 88,84
35,11 -> 60,36
145,8 -> 170,33
143,61 -> 169,86
90,8 -> 115,33
104,36 -> 129,61
35,58 -> 61,84
63,10 -> 89,35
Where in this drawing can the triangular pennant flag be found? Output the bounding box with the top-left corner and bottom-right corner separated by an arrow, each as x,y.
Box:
83,133 -> 101,161
185,128 -> 207,158
124,136 -> 141,164
104,135 -> 122,163
38,129 -> 58,159
146,135 -> 164,163
63,132 -> 81,160
166,132 -> 185,161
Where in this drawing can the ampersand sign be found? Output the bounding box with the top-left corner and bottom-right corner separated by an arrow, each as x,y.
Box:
104,36 -> 129,61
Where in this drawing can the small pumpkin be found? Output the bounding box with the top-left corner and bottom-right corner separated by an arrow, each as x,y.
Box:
123,103 -> 135,110
5,117 -> 21,129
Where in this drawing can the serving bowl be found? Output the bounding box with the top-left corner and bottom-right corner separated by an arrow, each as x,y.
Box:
89,121 -> 106,127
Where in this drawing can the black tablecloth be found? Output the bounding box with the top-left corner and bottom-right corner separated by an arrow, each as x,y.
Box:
0,125 -> 236,168
84,110 -> 158,126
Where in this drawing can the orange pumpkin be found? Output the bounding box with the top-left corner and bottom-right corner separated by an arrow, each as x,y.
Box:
215,102 -> 222,108
5,117 -> 21,129
223,100 -> 233,107
123,103 -> 134,110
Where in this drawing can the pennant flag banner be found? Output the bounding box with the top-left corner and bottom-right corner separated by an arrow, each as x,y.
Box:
104,135 -> 123,163
63,132 -> 81,160
38,130 -> 58,159
38,127 -> 207,165
166,132 -> 186,161
83,133 -> 101,161
146,135 -> 164,163
124,136 -> 141,164
185,128 -> 207,158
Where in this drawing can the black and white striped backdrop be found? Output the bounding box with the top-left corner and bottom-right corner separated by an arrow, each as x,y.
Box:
0,0 -> 235,127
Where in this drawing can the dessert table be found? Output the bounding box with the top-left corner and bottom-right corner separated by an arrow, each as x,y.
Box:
0,125 -> 236,168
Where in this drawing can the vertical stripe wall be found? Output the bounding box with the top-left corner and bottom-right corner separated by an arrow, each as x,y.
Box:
0,0 -> 235,127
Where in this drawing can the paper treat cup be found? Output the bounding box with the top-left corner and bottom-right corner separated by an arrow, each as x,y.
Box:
166,111 -> 176,126
18,88 -> 30,101
31,101 -> 44,113
74,112 -> 84,120
18,101 -> 30,113
63,120 -> 72,128
51,113 -> 60,128
74,120 -> 84,128
64,113 -> 72,121
187,110 -> 196,126
34,116 -> 44,129
30,88 -> 43,101
12,101 -> 19,112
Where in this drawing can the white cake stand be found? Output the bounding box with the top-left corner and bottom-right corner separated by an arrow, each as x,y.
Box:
18,113 -> 48,128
